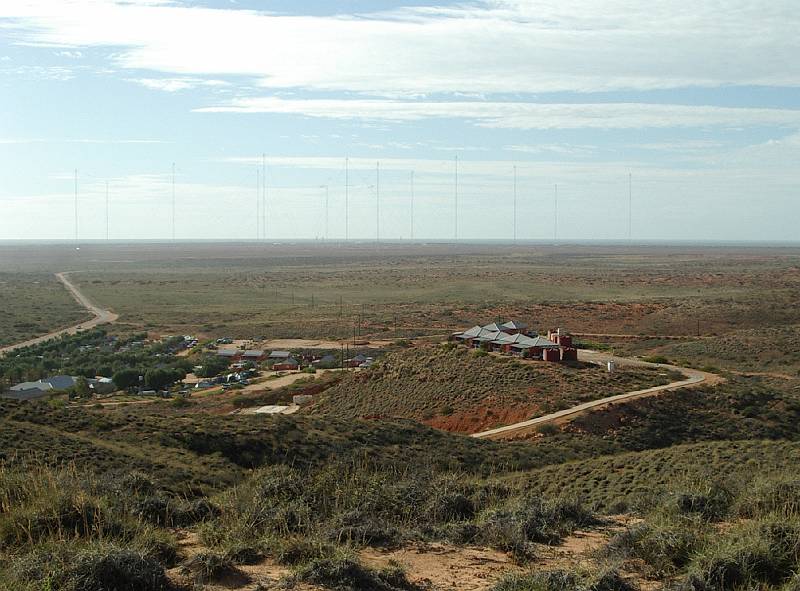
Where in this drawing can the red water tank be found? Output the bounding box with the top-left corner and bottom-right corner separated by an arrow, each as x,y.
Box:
543,348 -> 561,362
559,335 -> 573,348
561,347 -> 578,361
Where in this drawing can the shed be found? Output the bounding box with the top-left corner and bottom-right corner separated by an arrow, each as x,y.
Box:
273,357 -> 300,371
242,350 -> 266,362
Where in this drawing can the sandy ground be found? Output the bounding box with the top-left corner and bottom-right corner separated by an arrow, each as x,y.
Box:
0,271 -> 118,357
259,338 -> 394,350
166,518 -> 635,591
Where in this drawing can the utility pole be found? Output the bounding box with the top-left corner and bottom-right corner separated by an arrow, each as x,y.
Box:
410,170 -> 415,241
513,165 -> 517,243
345,157 -> 349,241
376,161 -> 380,243
105,181 -> 109,241
171,162 -> 176,241
454,155 -> 459,241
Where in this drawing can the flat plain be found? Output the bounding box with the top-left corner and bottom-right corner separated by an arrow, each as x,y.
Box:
3,241 -> 800,591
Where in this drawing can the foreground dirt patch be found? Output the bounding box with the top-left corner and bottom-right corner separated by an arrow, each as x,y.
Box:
361,543 -> 519,590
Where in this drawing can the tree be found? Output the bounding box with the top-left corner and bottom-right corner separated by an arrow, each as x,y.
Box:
144,367 -> 185,391
112,369 -> 141,391
196,355 -> 230,378
71,376 -> 91,399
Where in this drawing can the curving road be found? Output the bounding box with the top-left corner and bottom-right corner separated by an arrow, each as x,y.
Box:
0,272 -> 118,358
471,350 -> 722,440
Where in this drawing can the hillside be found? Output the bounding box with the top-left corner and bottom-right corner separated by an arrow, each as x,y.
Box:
310,345 -> 681,433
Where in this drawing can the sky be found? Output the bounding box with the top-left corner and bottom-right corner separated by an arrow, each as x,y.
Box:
0,0 -> 798,242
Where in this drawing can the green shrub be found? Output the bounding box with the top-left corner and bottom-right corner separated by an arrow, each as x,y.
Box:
682,520 -> 800,590
181,551 -> 245,584
69,547 -> 173,591
293,556 -> 422,591
604,517 -> 706,576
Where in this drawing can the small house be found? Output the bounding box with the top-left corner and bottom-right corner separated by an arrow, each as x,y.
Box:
346,354 -> 368,368
273,357 -> 300,371
216,349 -> 241,362
241,350 -> 266,362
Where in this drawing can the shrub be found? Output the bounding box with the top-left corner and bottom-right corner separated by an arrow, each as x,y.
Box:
735,477 -> 800,519
479,495 -> 596,556
537,423 -> 560,437
294,556 -> 422,591
660,481 -> 734,522
604,518 -> 706,577
682,520 -> 800,590
181,551 -> 246,584
68,547 -> 173,591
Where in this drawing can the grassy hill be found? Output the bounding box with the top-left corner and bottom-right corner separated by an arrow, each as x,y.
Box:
310,345 -> 679,433
511,438 -> 800,512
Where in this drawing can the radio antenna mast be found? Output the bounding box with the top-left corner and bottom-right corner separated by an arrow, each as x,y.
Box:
105,180 -> 109,241
376,161 -> 380,243
171,163 -> 176,241
628,172 -> 632,241
262,154 -> 267,240
454,155 -> 459,241
256,168 -> 260,240
410,170 -> 415,241
513,165 -> 517,243
74,169 -> 78,247
345,158 -> 349,241
554,183 -> 559,241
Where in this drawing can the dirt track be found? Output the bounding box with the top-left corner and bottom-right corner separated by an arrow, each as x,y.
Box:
0,272 -> 118,358
471,350 -> 722,440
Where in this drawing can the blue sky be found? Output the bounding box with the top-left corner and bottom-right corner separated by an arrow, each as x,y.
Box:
1,0 -> 799,241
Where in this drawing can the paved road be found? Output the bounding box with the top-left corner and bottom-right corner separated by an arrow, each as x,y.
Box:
471,350 -> 722,440
0,272 -> 118,358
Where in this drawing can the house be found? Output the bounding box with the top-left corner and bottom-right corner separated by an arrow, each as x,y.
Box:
3,375 -> 78,401
89,377 -> 116,395
501,320 -> 528,334
273,357 -> 300,371
508,336 -> 560,359
452,321 -> 569,361
269,351 -> 292,360
345,354 -> 368,368
313,354 -> 339,369
216,349 -> 241,362
241,350 -> 266,362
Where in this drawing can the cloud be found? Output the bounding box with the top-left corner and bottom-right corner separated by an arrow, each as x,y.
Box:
0,138 -> 167,144
55,50 -> 82,58
129,77 -> 231,92
1,0 -> 798,95
196,97 -> 800,130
